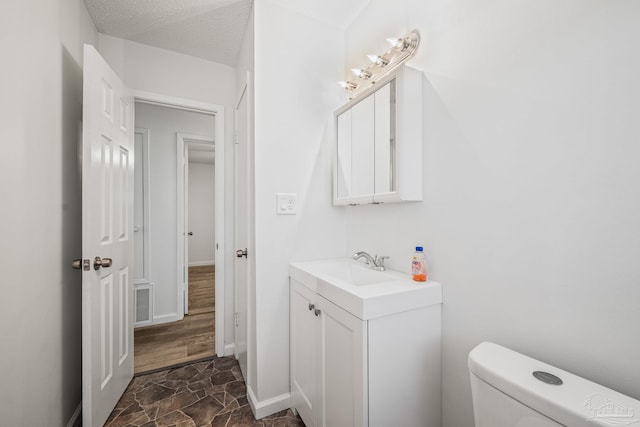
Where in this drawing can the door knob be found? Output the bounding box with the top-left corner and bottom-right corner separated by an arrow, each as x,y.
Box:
188,232 -> 193,236
72,259 -> 90,271
93,256 -> 112,270
236,249 -> 248,258
308,303 -> 315,311
314,308 -> 321,317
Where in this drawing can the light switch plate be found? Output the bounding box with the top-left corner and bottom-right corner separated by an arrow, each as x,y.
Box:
276,193 -> 297,215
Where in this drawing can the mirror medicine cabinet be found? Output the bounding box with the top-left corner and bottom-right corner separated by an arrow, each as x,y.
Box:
333,65 -> 423,206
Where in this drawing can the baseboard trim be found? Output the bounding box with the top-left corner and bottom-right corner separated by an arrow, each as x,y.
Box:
223,343 -> 235,357
247,387 -> 291,419
65,403 -> 82,427
188,261 -> 215,267
152,313 -> 181,325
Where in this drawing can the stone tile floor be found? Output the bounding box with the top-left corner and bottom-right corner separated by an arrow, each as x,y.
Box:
106,356 -> 305,427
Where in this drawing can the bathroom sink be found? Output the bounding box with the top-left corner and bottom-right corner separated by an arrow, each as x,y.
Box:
309,260 -> 397,286
289,258 -> 442,320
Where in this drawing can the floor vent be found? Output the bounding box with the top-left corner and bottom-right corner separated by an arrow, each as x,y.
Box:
134,283 -> 153,327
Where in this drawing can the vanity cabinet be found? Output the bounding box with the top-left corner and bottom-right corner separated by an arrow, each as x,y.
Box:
334,65 -> 423,205
289,264 -> 442,427
290,280 -> 366,427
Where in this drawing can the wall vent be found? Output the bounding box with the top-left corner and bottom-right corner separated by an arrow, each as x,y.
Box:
134,283 -> 153,327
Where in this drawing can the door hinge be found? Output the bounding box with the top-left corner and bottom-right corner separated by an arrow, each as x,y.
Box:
233,130 -> 239,145
234,312 -> 239,327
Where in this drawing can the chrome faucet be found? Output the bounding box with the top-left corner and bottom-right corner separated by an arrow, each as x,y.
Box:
352,251 -> 390,271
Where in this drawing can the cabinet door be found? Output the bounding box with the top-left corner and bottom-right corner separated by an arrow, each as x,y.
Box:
336,109 -> 352,199
317,296 -> 367,427
334,66 -> 422,205
350,95 -> 375,198
374,81 -> 395,194
290,280 -> 319,427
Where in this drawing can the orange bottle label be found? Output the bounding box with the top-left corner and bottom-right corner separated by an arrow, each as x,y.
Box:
411,258 -> 427,281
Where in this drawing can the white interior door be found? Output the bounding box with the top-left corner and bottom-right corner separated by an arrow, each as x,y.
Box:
234,82 -> 249,379
82,44 -> 134,427
177,134 -> 216,318
183,145 -> 190,314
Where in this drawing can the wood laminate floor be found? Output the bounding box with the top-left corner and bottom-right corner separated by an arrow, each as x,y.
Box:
134,265 -> 215,374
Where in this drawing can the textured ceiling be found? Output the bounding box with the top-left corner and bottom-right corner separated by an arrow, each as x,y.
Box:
84,0 -> 253,66
84,0 -> 370,66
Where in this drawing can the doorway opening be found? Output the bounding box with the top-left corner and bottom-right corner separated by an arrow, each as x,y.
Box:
130,95 -> 225,373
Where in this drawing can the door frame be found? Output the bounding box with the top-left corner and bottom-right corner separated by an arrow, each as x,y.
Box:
177,133 -> 215,315
133,90 -> 226,356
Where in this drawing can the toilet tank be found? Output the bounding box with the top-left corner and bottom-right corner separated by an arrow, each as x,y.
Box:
468,342 -> 640,427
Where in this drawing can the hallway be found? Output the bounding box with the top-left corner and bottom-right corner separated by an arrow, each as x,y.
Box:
134,266 -> 216,373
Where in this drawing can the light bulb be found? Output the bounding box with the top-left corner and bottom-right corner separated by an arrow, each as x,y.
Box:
338,81 -> 358,91
387,36 -> 410,51
351,68 -> 372,79
386,37 -> 401,48
367,54 -> 389,67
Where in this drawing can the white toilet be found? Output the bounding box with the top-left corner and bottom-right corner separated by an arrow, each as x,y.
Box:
469,342 -> 640,426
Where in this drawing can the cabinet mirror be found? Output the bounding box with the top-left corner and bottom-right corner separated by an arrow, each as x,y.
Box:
333,65 -> 422,206
335,80 -> 396,203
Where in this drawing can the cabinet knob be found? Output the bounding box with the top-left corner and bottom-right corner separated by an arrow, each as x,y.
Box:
308,303 -> 315,311
314,308 -> 321,317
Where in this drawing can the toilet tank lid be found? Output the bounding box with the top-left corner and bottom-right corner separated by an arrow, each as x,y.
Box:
468,342 -> 640,426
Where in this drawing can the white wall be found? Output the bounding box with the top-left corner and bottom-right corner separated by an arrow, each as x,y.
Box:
252,0 -> 347,406
0,0 -> 97,425
135,102 -> 214,319
343,1 -> 640,426
188,161 -> 216,265
98,34 -> 235,107
99,35 -> 237,344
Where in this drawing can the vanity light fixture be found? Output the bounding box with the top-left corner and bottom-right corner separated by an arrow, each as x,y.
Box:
339,29 -> 420,99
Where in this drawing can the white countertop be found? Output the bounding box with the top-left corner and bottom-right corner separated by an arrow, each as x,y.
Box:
289,258 -> 442,320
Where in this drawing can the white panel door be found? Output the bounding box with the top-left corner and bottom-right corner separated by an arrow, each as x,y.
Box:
183,145 -> 190,314
234,81 -> 250,378
133,132 -> 145,280
82,44 -> 134,427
